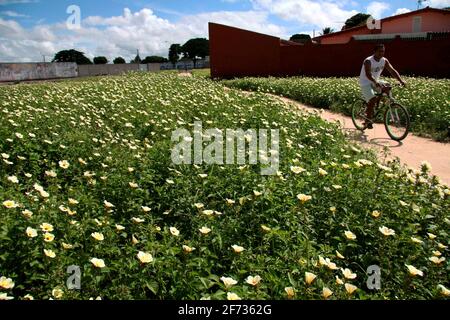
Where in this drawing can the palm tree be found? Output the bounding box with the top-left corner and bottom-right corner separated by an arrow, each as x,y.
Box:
321,27 -> 335,35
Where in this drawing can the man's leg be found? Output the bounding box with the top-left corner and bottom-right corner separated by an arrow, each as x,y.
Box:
365,97 -> 378,129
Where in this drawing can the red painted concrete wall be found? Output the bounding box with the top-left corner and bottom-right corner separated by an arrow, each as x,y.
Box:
209,23 -> 450,79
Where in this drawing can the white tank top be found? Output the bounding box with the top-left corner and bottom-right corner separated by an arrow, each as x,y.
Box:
359,55 -> 386,86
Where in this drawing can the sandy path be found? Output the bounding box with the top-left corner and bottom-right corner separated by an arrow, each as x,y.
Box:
272,94 -> 450,185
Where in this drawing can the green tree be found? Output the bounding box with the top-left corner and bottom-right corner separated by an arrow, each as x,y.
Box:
168,44 -> 182,68
141,56 -> 169,64
321,27 -> 335,35
113,57 -> 126,64
93,56 -> 108,64
343,13 -> 371,30
52,49 -> 92,65
181,38 -> 209,68
289,34 -> 311,44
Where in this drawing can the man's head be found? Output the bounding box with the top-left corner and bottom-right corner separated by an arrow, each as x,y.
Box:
374,44 -> 385,59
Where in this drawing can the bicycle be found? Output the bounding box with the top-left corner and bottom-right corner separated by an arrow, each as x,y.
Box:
352,84 -> 410,141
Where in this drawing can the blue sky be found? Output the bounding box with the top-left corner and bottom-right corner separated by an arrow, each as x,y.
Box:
0,0 -> 449,62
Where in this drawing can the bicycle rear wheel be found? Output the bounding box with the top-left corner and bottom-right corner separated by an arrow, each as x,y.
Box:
384,103 -> 410,141
352,100 -> 368,131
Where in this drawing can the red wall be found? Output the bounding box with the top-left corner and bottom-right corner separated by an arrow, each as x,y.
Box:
209,23 -> 450,79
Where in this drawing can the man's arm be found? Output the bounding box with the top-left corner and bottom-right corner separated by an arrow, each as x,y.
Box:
364,60 -> 380,87
385,59 -> 406,86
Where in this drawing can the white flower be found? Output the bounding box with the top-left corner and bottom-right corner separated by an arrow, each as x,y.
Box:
90,258 -> 106,268
245,275 -> 262,286
379,226 -> 395,237
220,276 -> 238,288
231,245 -> 245,253
137,251 -> 153,264
170,227 -> 180,236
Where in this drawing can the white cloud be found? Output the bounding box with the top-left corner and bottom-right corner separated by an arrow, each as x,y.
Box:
1,10 -> 29,17
367,2 -> 390,19
0,8 -> 287,62
394,8 -> 411,15
0,0 -> 38,5
251,0 -> 359,29
426,0 -> 450,8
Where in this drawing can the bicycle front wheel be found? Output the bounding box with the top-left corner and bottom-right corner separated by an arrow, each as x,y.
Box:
384,103 -> 410,141
352,99 -> 368,131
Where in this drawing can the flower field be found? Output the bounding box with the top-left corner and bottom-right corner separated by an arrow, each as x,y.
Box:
0,72 -> 449,300
223,76 -> 450,142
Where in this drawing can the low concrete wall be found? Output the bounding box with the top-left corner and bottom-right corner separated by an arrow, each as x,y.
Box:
0,63 -> 78,82
77,64 -> 140,77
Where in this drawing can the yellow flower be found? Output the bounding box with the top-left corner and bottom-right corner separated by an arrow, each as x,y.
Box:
182,245 -> 196,253
345,283 -> 358,295
104,200 -> 115,209
7,176 -> 19,184
379,226 -> 395,237
68,198 -> 79,205
59,160 -> 70,169
141,206 -> 152,212
116,224 -> 125,231
90,258 -> 106,268
202,210 -> 214,216
170,227 -> 180,236
319,168 -> 328,176
429,256 -> 445,265
220,276 -> 238,288
253,190 -> 262,197
132,217 -> 145,223
246,275 -> 262,286
285,287 -> 295,298
62,243 -> 73,249
45,170 -> 57,178
372,210 -> 381,218
199,226 -> 211,235
44,233 -> 55,242
305,272 -> 317,285
40,223 -> 54,233
261,225 -> 271,232
129,182 -> 139,188
2,200 -> 18,209
411,237 -> 424,244
26,227 -> 38,238
427,233 -> 437,240
291,166 -> 306,174
0,277 -> 14,289
231,245 -> 245,253
437,243 -> 448,250
344,230 -> 356,240
227,292 -> 241,300
329,207 -> 337,214
23,294 -> 34,300
438,284 -> 450,297
406,265 -> 423,277
52,288 -> 64,299
132,235 -> 139,245
322,287 -> 333,299
297,194 -> 312,203
199,174 -> 208,179
336,276 -> 344,285
91,232 -> 104,241
226,199 -> 235,205
44,249 -> 56,258
341,268 -> 357,280
0,293 -> 14,300
137,251 -> 153,264
194,203 -> 204,209
336,251 -> 345,259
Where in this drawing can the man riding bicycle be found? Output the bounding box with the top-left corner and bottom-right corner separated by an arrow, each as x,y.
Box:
359,44 -> 406,129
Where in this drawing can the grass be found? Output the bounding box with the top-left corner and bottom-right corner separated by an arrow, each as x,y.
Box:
0,72 -> 449,300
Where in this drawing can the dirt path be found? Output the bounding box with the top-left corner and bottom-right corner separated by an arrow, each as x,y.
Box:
271,94 -> 450,185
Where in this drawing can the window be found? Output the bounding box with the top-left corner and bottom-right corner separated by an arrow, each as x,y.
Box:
412,16 -> 422,33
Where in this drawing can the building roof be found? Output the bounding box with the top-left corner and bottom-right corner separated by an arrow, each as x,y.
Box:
313,7 -> 450,41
